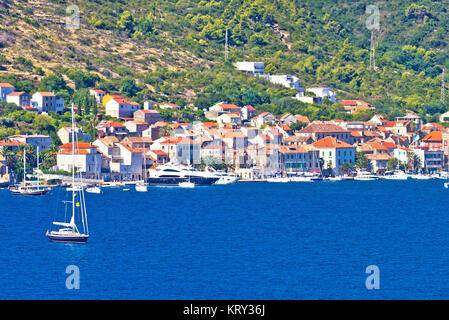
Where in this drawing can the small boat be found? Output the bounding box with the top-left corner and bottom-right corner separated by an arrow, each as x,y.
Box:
328,176 -> 343,182
267,177 -> 290,183
290,176 -> 313,182
410,174 -> 432,180
383,170 -> 408,180
179,181 -> 195,188
354,171 -> 378,181
123,188 -> 130,191
444,182 -> 449,189
86,185 -> 101,194
103,182 -> 122,188
135,183 -> 148,192
66,186 -> 84,192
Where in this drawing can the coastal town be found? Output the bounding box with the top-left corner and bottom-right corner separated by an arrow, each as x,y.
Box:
1,62 -> 449,186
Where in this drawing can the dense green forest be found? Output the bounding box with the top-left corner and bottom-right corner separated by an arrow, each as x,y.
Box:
1,0 -> 449,124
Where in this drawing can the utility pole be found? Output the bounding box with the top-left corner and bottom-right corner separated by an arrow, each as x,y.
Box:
366,5 -> 380,71
369,31 -> 376,70
225,28 -> 229,60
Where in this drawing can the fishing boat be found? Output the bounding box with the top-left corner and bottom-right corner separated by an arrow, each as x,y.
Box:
10,146 -> 50,196
45,104 -> 89,244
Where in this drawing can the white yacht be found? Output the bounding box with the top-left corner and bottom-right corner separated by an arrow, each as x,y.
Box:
410,173 -> 432,180
354,171 -> 378,181
290,176 -> 313,182
267,177 -> 291,183
148,163 -> 219,186
383,170 -> 409,180
205,167 -> 240,185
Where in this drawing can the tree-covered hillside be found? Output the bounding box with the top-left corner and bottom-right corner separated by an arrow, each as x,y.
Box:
1,0 -> 449,122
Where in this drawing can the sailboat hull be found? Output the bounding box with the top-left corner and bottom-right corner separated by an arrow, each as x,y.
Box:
46,232 -> 89,243
10,188 -> 49,196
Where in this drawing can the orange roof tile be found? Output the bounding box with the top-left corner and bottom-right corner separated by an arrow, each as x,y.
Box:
423,131 -> 442,142
60,142 -> 93,149
313,136 -> 353,149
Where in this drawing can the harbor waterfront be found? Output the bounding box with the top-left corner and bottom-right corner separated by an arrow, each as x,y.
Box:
1,180 -> 449,299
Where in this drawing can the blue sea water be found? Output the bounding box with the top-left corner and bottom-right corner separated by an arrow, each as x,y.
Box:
0,180 -> 449,300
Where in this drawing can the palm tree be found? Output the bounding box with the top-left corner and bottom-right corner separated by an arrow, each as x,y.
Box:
407,152 -> 421,172
0,147 -> 15,169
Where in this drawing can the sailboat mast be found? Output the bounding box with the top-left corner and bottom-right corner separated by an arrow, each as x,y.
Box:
37,146 -> 40,190
23,147 -> 26,185
71,103 -> 76,227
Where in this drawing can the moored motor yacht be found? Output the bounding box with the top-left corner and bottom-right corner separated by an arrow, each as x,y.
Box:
383,170 -> 409,180
354,171 -> 378,181
147,163 -> 219,186
205,167 -> 239,185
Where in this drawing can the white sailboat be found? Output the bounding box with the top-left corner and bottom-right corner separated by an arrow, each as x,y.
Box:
45,104 -> 89,244
136,148 -> 149,192
10,146 -> 50,195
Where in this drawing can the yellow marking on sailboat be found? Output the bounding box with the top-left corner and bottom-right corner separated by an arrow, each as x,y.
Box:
76,202 -> 80,207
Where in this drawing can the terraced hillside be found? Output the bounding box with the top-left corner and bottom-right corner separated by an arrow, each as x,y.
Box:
0,0 -> 448,121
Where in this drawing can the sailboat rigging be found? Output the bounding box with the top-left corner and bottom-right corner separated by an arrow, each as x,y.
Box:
10,146 -> 50,195
46,103 -> 89,243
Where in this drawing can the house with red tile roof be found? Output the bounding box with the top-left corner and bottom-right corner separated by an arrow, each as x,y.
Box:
370,114 -> 388,126
152,136 -> 200,165
241,105 -> 256,120
57,126 -> 91,144
9,134 -> 52,151
97,121 -> 129,137
280,145 -> 320,172
217,113 -> 242,126
159,103 -> 182,109
210,102 -> 241,114
365,153 -> 392,173
422,131 -> 442,151
294,115 -> 310,124
313,136 -> 355,174
250,112 -> 276,128
56,143 -> 102,179
125,120 -> 150,136
341,100 -> 374,114
222,131 -> 248,150
105,98 -> 141,119
89,89 -> 106,104
6,92 -> 30,107
31,92 -> 65,114
133,109 -> 162,124
0,83 -> 15,101
297,123 -> 351,143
